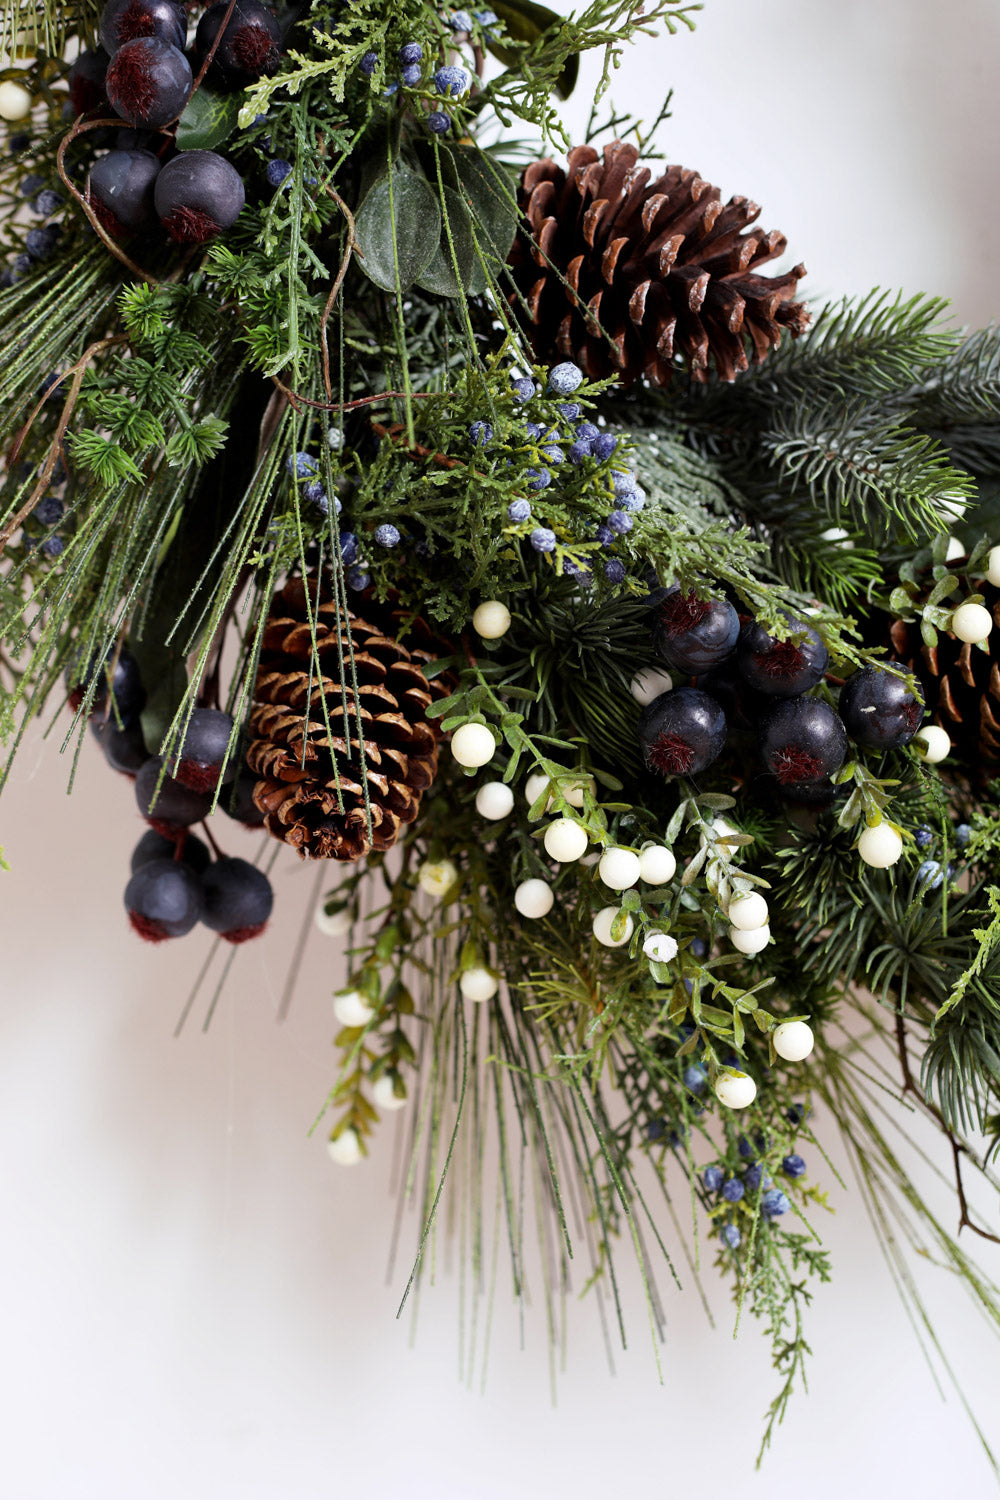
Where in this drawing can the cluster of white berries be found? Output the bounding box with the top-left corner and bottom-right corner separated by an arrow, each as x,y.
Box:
727,890 -> 770,955
713,1020 -> 815,1111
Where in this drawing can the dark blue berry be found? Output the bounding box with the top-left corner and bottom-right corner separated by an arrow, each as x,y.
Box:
382,80 -> 399,97
558,402 -> 581,421
592,433 -> 617,460
720,1224 -> 742,1249
781,1154 -> 806,1178
703,1165 -> 724,1192
33,495 -> 64,525
200,856 -> 273,942
66,644 -> 145,724
124,857 -> 203,942
915,825 -> 933,849
744,1163 -> 770,1191
266,158 -> 292,188
638,686 -> 727,778
19,174 -> 44,198
165,707 -> 236,792
737,1134 -> 754,1158
154,149 -> 245,243
195,1 -> 282,84
690,937 -> 708,958
399,41 -> 423,64
105,37 -> 193,130
653,590 -> 740,675
530,527 -> 556,553
99,0 -> 186,55
360,50 -> 378,75
575,422 -> 599,441
604,559 -> 626,584
25,226 -> 59,260
507,499 -> 531,523
607,509 -> 632,535
219,767 -> 265,827
449,9 -> 474,30
646,1118 -> 667,1141
33,188 -> 63,216
40,534 -> 64,557
302,479 -> 326,508
433,64 -> 471,96
469,420 -> 493,447
400,63 -> 422,86
568,440 -> 591,465
721,1178 -> 744,1203
739,616 -> 829,697
526,467 -> 551,491
347,567 -> 370,590
339,531 -> 358,565
594,525 -> 614,546
287,451 -> 317,478
427,111 -> 451,134
511,376 -> 536,402
839,665 -> 924,750
135,756 -> 214,833
683,1063 -> 707,1094
761,1189 -> 790,1218
539,444 -> 564,465
131,828 -> 211,875
916,859 -> 946,890
547,361 -> 582,395
374,523 -> 400,547
89,148 -> 161,233
759,697 -> 848,787
955,823 -> 972,847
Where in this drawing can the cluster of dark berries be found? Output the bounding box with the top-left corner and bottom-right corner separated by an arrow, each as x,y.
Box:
283,451 -> 377,588
702,1143 -> 805,1249
0,172 -> 65,286
468,362 -> 642,585
637,589 -> 924,802
359,23 -> 495,134
66,646 -> 272,945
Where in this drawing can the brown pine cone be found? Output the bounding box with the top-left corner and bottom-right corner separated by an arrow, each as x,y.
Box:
508,140 -> 809,387
889,585 -> 1000,781
247,578 -> 443,859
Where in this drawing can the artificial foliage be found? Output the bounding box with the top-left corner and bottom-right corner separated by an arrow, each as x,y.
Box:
2,0 -> 1000,1469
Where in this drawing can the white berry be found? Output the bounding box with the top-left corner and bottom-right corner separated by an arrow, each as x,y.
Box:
599,847 -> 641,891
476,780 -> 514,819
562,775 -> 596,808
327,1128 -> 363,1166
0,81 -> 33,122
773,1020 -> 815,1062
592,905 -> 634,947
945,535 -> 965,562
472,600 -> 511,639
985,546 -> 1000,588
417,858 -> 459,897
638,844 -> 676,884
643,930 -> 678,963
451,722 -> 497,768
525,771 -> 553,809
820,526 -> 854,550
372,1074 -> 408,1111
714,1071 -> 757,1109
951,601 -> 993,644
514,878 -> 554,919
857,822 -> 903,868
629,666 -> 674,705
333,989 -> 375,1028
315,902 -> 352,937
728,892 -> 769,931
729,923 -> 771,955
460,966 -> 499,1002
543,817 -> 589,863
913,725 -> 950,764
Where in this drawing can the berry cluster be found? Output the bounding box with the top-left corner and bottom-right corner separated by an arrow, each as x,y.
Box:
66,646 -> 272,945
701,1138 -> 808,1250
358,10 -> 498,135
0,169 -> 66,285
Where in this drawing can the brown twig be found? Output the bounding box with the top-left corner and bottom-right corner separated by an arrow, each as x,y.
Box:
319,185 -> 359,405
0,335 -> 128,561
369,419 -> 465,471
950,1137 -> 1000,1245
187,0 -> 239,104
56,115 -> 160,284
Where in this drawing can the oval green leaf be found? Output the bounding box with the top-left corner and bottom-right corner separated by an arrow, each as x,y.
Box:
354,163 -> 443,293
175,87 -> 242,151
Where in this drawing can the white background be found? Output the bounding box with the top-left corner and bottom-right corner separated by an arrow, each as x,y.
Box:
3,1 -> 1000,1495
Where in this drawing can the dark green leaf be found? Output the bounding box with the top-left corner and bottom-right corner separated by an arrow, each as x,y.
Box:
487,0 -> 579,99
354,164 -> 442,293
175,87 -> 242,151
416,187 -> 477,298
452,150 -> 519,291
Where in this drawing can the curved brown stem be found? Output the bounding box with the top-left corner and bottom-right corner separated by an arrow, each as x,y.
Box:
56,115 -> 159,284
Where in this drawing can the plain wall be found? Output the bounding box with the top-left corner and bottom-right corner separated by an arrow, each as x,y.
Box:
3,2 -> 1000,1495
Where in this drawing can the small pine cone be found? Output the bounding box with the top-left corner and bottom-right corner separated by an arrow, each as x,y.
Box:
889,585 -> 1000,779
247,578 -> 443,859
508,140 -> 809,387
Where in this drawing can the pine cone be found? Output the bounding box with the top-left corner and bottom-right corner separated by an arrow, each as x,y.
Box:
247,578 -> 443,859
508,140 -> 809,387
889,585 -> 1000,780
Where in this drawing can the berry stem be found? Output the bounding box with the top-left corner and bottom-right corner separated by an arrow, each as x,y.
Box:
188,0 -> 240,104
200,819 -> 228,861
56,114 -> 159,284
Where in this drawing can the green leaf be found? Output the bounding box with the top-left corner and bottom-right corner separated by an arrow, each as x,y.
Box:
416,186 -> 477,298
354,164 -> 442,293
487,0 -> 579,99
451,150 -> 519,290
175,87 -> 242,151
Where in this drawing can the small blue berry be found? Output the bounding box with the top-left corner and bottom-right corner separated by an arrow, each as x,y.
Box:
539,445 -> 564,465
618,489 -> 646,513
646,1118 -> 667,1142
604,559 -> 626,584
563,557 -> 591,581
266,158 -> 292,188
914,826 -> 933,849
781,1154 -> 807,1178
595,525 -> 614,547
41,534 -> 64,557
744,1163 -> 771,1192
382,80 -> 399,97
721,1178 -> 744,1203
523,421 -> 544,439
592,432 -> 617,460
33,495 -> 64,525
558,402 -> 581,421
339,531 -> 359,565
25,226 -> 58,259
507,498 -> 531,523
427,110 -> 452,133
469,419 -> 493,447
449,9 -> 474,30
690,937 -> 708,958
737,1134 -> 754,1159
575,422 -> 599,442
530,527 -> 556,554
917,859 -> 945,890
683,1063 -> 707,1094
568,440 -> 592,465
526,467 -> 551,491
360,50 -> 379,75
399,41 -> 423,64
400,63 -> 422,86
347,567 -> 370,590
475,8 -> 499,32
433,64 -> 472,96
252,113 -> 268,126
511,376 -> 536,403
375,523 -> 401,548
287,452 -> 318,478
19,174 -> 44,198
720,1224 -> 742,1250
761,1189 -> 791,1219
33,189 -> 63,216
786,1104 -> 806,1125
703,1165 -> 724,1192
955,823 -> 972,847
547,360 -> 583,395
607,509 -> 632,535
